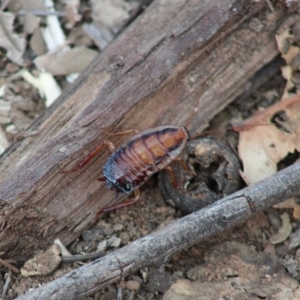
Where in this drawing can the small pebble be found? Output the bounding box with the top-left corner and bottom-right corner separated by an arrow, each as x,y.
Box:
127,221 -> 136,231
173,271 -> 184,278
276,244 -> 289,256
263,243 -> 276,255
156,207 -> 169,214
82,228 -> 104,242
107,236 -> 121,248
21,244 -> 61,276
126,280 -> 141,290
98,221 -> 113,236
120,214 -> 128,222
6,63 -> 20,73
129,231 -> 137,239
97,240 -> 107,252
103,227 -> 114,236
120,232 -> 130,245
112,217 -> 120,224
288,227 -> 300,250
113,223 -> 124,232
146,221 -> 157,231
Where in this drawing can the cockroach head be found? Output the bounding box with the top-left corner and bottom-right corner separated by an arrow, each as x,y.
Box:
105,177 -> 132,194
105,179 -> 118,192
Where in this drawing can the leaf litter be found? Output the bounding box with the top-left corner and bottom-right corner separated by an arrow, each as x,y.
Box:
0,12 -> 26,65
234,93 -> 300,185
235,23 -> 300,223
1,1 -> 300,299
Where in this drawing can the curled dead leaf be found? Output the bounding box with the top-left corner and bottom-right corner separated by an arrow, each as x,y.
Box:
269,213 -> 292,244
235,94 -> 300,185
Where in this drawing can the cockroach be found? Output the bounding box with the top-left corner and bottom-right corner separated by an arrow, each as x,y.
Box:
63,92 -> 203,211
63,124 -> 192,211
63,97 -> 269,212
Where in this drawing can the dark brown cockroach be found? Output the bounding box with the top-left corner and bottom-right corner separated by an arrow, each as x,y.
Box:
63,124 -> 191,211
63,95 -> 272,212
101,126 -> 189,191
63,103 -> 272,212
63,78 -> 210,211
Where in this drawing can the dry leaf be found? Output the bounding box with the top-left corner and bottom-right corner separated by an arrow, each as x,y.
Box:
82,22 -> 114,50
7,0 -> 46,13
269,213 -> 292,244
30,27 -> 47,56
276,28 -> 300,98
68,26 -> 94,47
0,12 -> 26,65
275,29 -> 299,64
293,203 -> 300,220
91,0 -> 133,31
63,0 -> 82,29
34,46 -> 98,75
86,0 -> 138,49
235,94 -> 300,185
23,13 -> 40,34
274,198 -> 296,209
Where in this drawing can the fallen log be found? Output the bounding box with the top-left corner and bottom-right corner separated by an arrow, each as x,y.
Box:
0,0 -> 286,261
15,161 -> 300,299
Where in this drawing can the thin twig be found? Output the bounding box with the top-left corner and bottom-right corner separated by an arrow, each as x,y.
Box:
54,239 -> 72,257
61,251 -> 105,263
1,271 -> 12,299
14,162 -> 300,299
17,9 -> 66,17
0,257 -> 19,273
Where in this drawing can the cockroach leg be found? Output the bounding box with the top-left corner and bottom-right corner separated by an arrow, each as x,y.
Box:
164,166 -> 181,189
173,157 -> 188,171
62,129 -> 140,173
62,140 -> 116,173
101,189 -> 141,212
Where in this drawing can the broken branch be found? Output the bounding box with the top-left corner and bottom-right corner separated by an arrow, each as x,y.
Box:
16,162 -> 300,299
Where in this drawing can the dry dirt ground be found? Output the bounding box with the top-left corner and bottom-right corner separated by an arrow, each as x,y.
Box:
1,1 -> 300,299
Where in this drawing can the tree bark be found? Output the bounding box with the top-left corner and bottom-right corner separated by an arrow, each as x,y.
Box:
15,161 -> 300,299
0,0 -> 287,260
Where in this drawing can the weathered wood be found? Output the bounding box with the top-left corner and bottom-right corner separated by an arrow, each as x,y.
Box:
0,0 -> 286,260
15,161 -> 300,299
